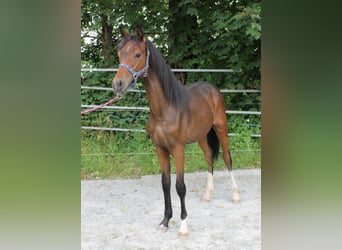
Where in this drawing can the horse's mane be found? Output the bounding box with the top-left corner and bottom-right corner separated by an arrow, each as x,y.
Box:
146,40 -> 189,108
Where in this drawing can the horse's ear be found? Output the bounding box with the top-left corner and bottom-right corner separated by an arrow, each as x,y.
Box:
119,26 -> 129,37
135,25 -> 144,41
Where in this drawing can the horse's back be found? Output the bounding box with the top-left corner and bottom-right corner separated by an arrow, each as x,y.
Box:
187,81 -> 220,92
189,81 -> 227,119
187,81 -> 226,110
182,82 -> 227,143
187,81 -> 222,99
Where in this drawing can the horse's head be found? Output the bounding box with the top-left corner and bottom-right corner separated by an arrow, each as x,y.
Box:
112,26 -> 149,97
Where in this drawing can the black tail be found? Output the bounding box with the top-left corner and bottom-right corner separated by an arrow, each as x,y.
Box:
207,128 -> 220,162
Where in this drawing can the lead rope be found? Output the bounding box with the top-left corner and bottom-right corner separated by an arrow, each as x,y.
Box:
80,95 -> 120,115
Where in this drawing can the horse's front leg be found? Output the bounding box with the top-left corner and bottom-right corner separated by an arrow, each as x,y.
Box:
171,145 -> 189,237
156,146 -> 172,232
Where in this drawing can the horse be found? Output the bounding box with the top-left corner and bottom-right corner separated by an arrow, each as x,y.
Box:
112,26 -> 240,236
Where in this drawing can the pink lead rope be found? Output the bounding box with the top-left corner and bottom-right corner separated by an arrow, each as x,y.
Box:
81,95 -> 120,115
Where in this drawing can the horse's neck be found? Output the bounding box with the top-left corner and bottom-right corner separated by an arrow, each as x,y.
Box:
143,71 -> 168,118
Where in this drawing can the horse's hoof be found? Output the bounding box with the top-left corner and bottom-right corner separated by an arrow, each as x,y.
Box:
201,196 -> 210,202
178,231 -> 189,237
232,193 -> 241,204
232,198 -> 241,204
178,218 -> 189,237
159,224 -> 168,233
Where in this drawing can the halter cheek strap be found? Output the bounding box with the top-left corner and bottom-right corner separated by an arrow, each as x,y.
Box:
119,48 -> 150,88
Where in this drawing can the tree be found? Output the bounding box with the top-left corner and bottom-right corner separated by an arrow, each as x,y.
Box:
81,0 -> 261,111
167,0 -> 199,84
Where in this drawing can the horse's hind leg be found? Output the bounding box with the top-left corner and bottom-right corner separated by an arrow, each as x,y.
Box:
213,124 -> 241,204
198,138 -> 214,201
226,149 -> 241,204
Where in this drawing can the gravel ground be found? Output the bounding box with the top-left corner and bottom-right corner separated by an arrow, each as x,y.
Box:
81,169 -> 261,250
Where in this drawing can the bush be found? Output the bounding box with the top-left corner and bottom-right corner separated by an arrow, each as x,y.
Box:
81,113 -> 260,179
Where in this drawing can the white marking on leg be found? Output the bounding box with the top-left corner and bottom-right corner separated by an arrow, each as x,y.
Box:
178,217 -> 189,236
229,171 -> 241,203
202,172 -> 214,201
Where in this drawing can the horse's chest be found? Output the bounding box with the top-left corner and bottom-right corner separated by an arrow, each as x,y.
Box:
146,119 -> 178,148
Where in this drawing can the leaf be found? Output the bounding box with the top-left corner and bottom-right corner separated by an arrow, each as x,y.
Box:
186,7 -> 199,16
246,25 -> 261,40
252,22 -> 261,32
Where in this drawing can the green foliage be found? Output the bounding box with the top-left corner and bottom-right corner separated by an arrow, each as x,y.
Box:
81,0 -> 261,87
81,0 -> 261,178
81,0 -> 261,101
81,121 -> 261,179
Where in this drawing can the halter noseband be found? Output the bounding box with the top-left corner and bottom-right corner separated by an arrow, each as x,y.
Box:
118,48 -> 150,88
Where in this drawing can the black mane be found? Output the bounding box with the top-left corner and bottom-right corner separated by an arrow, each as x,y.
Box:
145,40 -> 189,108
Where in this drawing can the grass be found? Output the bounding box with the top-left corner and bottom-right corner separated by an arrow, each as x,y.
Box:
81,130 -> 261,179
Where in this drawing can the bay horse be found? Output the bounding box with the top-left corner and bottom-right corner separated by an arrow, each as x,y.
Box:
112,26 -> 240,236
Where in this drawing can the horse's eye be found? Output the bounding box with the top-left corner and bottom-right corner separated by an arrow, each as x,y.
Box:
135,53 -> 141,58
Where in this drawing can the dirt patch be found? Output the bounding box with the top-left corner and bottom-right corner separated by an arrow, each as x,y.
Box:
81,169 -> 261,250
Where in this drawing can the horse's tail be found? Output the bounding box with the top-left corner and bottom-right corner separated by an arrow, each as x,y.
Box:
207,128 -> 220,162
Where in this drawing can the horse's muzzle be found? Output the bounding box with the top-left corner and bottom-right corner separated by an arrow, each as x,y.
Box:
112,78 -> 130,97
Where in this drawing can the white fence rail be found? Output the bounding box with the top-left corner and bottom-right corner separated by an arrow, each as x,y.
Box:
81,85 -> 261,115
81,85 -> 260,93
80,125 -> 261,138
81,68 -> 236,73
81,68 -> 261,137
80,103 -> 261,115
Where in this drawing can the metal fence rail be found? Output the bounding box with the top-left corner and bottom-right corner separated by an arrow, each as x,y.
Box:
80,104 -> 261,115
81,126 -> 261,138
81,85 -> 260,93
81,148 -> 261,156
81,68 -> 261,137
81,68 -> 236,73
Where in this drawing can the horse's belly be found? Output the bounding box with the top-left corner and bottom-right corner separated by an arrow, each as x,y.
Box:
185,124 -> 211,144
185,107 -> 213,143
